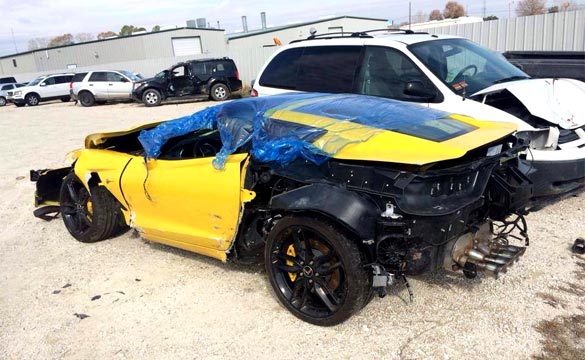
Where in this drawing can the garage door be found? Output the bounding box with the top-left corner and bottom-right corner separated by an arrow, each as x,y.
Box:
172,37 -> 203,56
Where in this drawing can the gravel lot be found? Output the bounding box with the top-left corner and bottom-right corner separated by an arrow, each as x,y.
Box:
0,99 -> 583,359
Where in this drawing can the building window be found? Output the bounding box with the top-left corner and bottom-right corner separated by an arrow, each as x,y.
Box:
12,59 -> 17,67
171,37 -> 203,56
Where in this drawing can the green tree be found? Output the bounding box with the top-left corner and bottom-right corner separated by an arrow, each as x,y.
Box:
119,25 -> 146,36
152,25 -> 161,32
483,15 -> 499,20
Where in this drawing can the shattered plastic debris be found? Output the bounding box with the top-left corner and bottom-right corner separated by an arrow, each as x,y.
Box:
573,238 -> 585,255
62,283 -> 72,288
91,295 -> 101,301
52,290 -> 61,294
138,93 -> 450,169
73,313 -> 90,320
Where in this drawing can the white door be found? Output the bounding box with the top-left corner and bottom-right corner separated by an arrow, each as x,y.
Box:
171,37 -> 202,56
87,72 -> 111,99
106,72 -> 132,100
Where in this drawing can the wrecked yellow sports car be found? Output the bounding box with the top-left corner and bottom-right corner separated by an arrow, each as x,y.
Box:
32,93 -> 532,326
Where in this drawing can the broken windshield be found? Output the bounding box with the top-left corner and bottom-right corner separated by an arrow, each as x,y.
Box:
408,38 -> 529,96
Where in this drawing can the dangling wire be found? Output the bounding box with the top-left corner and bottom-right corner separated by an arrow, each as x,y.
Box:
142,156 -> 153,202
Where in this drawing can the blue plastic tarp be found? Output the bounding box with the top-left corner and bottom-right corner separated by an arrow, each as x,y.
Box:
138,93 -> 452,169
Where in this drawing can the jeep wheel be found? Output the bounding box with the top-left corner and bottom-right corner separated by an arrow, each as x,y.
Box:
210,83 -> 228,101
26,93 -> 40,106
0,97 -> 6,106
142,89 -> 161,107
78,92 -> 95,107
265,215 -> 370,326
59,173 -> 121,243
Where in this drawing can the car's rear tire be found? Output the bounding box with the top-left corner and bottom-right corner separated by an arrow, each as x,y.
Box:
265,215 -> 370,326
60,96 -> 71,102
0,97 -> 6,106
78,92 -> 95,107
26,93 -> 40,106
142,89 -> 161,106
59,173 -> 121,243
210,83 -> 229,101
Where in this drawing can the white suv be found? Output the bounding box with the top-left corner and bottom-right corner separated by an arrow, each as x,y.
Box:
0,83 -> 24,106
252,30 -> 585,200
12,73 -> 74,107
71,70 -> 141,107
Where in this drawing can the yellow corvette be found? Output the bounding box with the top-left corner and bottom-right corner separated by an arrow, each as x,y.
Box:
32,93 -> 532,326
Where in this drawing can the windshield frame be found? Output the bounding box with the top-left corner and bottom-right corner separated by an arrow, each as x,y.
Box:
26,76 -> 46,87
407,38 -> 529,96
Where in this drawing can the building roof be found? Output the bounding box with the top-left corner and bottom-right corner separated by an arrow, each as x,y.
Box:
226,16 -> 388,40
0,27 -> 224,60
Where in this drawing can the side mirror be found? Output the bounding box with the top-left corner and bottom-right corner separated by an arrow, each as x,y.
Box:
404,80 -> 437,100
39,82 -> 46,87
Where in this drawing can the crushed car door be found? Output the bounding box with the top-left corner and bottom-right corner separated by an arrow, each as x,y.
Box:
120,140 -> 248,255
170,65 -> 194,96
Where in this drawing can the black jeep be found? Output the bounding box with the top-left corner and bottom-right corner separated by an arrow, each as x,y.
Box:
133,58 -> 242,106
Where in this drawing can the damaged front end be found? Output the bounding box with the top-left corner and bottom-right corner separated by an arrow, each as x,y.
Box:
30,167 -> 72,219
242,134 -> 532,296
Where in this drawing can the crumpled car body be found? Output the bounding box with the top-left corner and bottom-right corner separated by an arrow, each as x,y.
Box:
32,93 -> 533,326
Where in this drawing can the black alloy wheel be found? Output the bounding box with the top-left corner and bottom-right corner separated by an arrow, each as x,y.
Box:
59,173 -> 121,243
265,216 -> 369,326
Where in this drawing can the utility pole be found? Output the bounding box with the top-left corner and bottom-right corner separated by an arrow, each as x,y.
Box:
483,0 -> 486,18
11,28 -> 18,53
408,2 -> 412,30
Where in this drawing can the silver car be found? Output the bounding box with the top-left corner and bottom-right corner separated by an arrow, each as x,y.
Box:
71,70 -> 141,107
0,83 -> 25,106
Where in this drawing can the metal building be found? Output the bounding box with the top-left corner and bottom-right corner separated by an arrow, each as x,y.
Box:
0,28 -> 227,82
226,16 -> 389,83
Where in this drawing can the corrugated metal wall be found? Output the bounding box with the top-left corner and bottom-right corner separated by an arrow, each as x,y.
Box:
418,9 -> 585,52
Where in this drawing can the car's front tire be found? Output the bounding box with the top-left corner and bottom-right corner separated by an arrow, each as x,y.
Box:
210,83 -> 229,101
142,89 -> 162,106
59,173 -> 122,243
25,93 -> 40,106
265,215 -> 370,326
78,92 -> 95,107
0,96 -> 6,106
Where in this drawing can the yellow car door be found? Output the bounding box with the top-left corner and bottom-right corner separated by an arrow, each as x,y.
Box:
121,152 -> 249,260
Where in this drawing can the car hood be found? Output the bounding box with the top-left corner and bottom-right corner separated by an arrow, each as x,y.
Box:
135,93 -> 517,168
472,78 -> 585,130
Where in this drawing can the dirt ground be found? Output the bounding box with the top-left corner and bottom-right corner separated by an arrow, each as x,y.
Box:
0,99 -> 584,360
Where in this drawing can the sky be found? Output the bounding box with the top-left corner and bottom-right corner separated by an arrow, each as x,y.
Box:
0,0 -> 580,56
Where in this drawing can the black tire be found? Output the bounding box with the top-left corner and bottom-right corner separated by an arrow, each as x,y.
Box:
78,92 -> 95,107
59,173 -> 121,243
265,215 -> 370,326
0,96 -> 6,106
210,83 -> 229,101
61,96 -> 71,102
26,93 -> 40,106
142,89 -> 162,107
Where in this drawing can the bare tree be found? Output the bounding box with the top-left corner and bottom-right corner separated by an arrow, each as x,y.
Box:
75,33 -> 94,43
48,34 -> 74,47
429,9 -> 444,21
443,1 -> 466,18
413,10 -> 428,23
27,37 -> 49,50
516,0 -> 546,16
97,31 -> 117,39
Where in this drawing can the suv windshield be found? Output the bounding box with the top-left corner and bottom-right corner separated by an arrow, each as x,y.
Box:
27,76 -> 46,86
408,38 -> 529,96
120,71 -> 141,82
155,70 -> 168,79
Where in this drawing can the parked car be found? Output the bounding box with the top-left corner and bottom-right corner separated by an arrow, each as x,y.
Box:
31,93 -> 532,326
133,57 -> 242,106
0,76 -> 17,84
252,30 -> 585,201
71,70 -> 141,106
0,83 -> 25,106
11,73 -> 74,107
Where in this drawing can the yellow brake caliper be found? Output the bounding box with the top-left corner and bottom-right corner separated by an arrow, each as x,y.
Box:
286,244 -> 297,282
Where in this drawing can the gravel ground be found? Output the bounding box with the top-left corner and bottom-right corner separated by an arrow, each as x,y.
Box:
0,100 -> 583,360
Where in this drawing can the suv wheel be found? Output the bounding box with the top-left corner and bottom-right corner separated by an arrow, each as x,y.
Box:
0,97 -> 6,106
265,215 -> 370,326
142,89 -> 161,107
26,93 -> 40,106
210,83 -> 229,101
78,92 -> 95,107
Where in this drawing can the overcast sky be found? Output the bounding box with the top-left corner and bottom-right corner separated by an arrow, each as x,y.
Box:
0,0 -> 579,56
